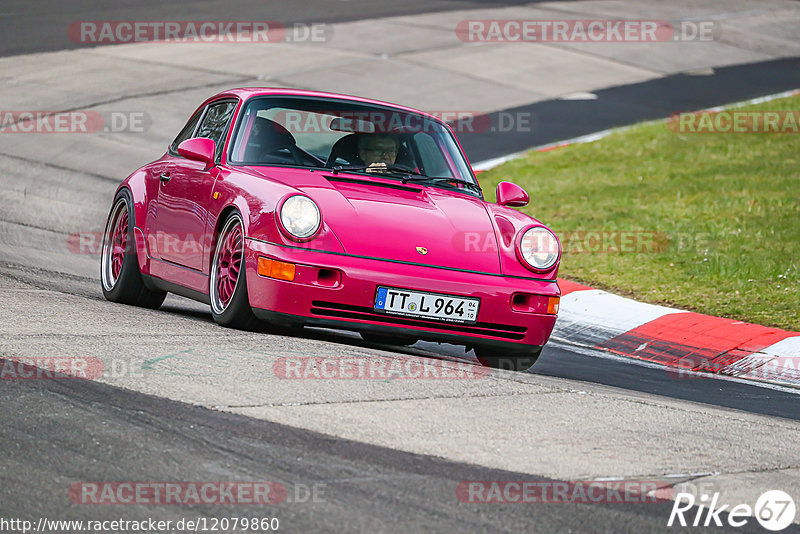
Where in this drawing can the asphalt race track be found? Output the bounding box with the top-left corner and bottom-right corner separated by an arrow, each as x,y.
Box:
460,57 -> 800,162
1,1 -> 799,533
0,0 -> 545,57
0,372 -> 780,534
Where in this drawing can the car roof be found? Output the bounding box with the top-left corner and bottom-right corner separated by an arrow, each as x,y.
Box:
204,87 -> 444,123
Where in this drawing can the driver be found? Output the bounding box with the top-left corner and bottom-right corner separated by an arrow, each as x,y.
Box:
357,134 -> 399,167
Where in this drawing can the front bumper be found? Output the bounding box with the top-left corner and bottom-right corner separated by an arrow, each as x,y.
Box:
244,238 -> 559,350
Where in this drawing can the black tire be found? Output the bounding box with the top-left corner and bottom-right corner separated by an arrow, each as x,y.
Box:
209,212 -> 259,330
360,332 -> 418,346
474,346 -> 542,371
100,189 -> 167,309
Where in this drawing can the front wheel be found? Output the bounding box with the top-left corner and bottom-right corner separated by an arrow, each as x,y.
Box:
210,212 -> 259,330
100,189 -> 166,309
474,346 -> 542,371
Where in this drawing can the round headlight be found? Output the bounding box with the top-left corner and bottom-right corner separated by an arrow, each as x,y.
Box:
518,227 -> 560,271
280,195 -> 321,240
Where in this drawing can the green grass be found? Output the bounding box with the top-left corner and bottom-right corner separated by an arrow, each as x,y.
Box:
480,94 -> 800,330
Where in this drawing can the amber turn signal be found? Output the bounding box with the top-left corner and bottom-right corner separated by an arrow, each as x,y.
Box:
547,296 -> 560,315
258,257 -> 296,281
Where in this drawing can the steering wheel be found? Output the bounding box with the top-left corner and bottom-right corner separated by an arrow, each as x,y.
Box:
260,144 -> 302,165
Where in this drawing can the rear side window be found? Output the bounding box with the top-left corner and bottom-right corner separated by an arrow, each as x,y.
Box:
196,101 -> 237,159
170,112 -> 202,151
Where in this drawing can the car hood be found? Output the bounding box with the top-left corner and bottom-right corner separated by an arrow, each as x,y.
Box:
298,176 -> 501,273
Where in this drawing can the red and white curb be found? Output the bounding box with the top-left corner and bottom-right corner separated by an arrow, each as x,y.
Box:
553,279 -> 800,388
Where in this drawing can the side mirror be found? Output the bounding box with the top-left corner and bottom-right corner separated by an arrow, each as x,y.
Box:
496,181 -> 529,207
177,137 -> 216,168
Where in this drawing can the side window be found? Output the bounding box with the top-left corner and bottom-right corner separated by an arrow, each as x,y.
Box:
196,101 -> 237,160
170,112 -> 202,152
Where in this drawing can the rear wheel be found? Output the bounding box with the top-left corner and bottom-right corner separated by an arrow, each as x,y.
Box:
360,332 -> 418,346
210,212 -> 259,330
100,189 -> 166,308
474,346 -> 542,371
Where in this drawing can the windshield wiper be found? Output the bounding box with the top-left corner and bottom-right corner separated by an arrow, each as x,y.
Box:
400,176 -> 483,194
329,165 -> 482,195
330,163 -> 423,177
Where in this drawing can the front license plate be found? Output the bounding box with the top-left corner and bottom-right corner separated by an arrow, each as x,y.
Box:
374,287 -> 480,324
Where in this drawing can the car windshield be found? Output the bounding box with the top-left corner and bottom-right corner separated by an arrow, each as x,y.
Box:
229,96 -> 478,193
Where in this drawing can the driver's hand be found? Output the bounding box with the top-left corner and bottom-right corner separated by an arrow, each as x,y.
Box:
365,162 -> 389,173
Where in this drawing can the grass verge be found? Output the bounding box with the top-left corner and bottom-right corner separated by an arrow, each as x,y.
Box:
479,94 -> 800,330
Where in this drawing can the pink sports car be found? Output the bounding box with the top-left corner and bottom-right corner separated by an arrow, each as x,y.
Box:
101,88 -> 561,370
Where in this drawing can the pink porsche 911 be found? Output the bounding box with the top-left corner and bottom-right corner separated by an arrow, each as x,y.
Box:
100,88 -> 561,370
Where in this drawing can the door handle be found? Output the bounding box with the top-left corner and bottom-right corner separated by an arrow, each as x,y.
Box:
159,172 -> 171,183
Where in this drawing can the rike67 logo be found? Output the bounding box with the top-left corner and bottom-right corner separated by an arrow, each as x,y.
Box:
668,490 -> 796,531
